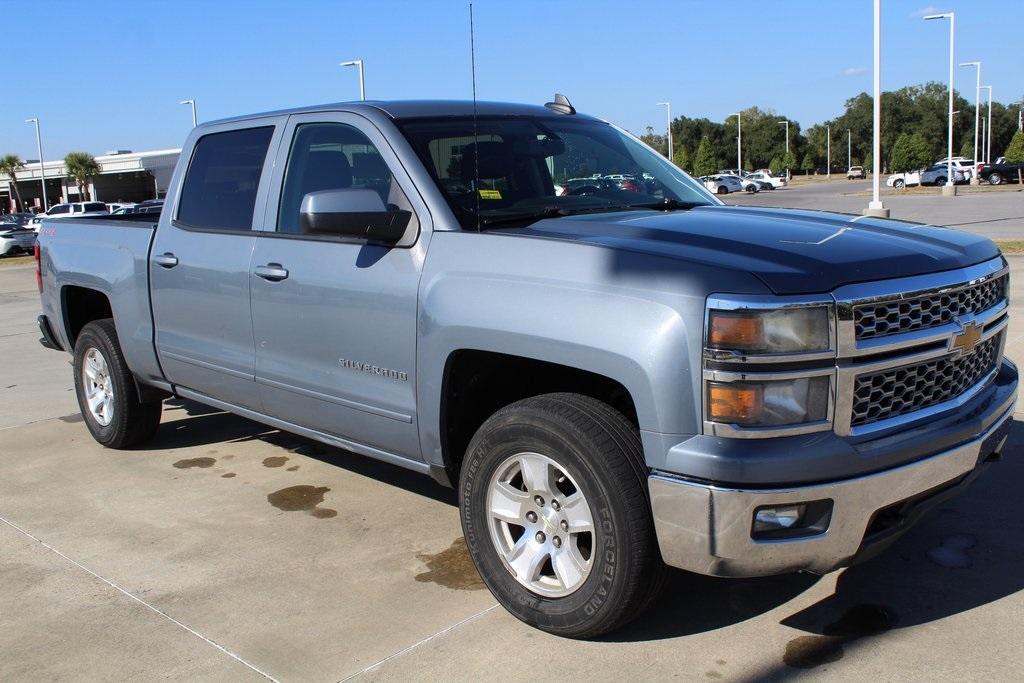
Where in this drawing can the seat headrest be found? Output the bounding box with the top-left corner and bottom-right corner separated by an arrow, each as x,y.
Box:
460,141 -> 513,181
352,152 -> 390,180
303,150 -> 352,191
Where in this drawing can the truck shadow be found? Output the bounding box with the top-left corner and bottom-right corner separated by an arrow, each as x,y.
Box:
609,418 -> 1024,645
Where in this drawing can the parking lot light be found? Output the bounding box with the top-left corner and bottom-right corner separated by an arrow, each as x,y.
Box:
25,118 -> 48,210
959,62 -> 981,176
924,12 -> 956,191
340,59 -> 366,101
731,112 -> 742,174
827,125 -> 831,180
981,85 -> 993,164
657,102 -> 672,163
179,99 -> 197,128
866,0 -> 887,216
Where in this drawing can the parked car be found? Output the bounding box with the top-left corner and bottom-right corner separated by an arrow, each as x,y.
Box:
746,170 -> 787,189
0,223 -> 36,256
921,164 -> 966,186
107,202 -> 137,213
885,170 -> 921,189
847,166 -> 866,179
0,212 -> 35,227
718,174 -> 759,193
37,97 -> 1016,639
700,174 -> 744,195
44,202 -> 111,219
935,157 -> 977,181
979,160 -> 1024,185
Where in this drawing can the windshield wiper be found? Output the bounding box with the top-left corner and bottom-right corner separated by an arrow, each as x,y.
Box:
480,204 -> 633,228
626,198 -> 704,211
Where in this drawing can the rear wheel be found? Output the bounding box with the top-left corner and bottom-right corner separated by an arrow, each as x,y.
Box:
73,319 -> 162,448
893,179 -> 905,189
988,172 -> 1003,185
717,186 -> 728,195
460,393 -> 665,639
934,176 -> 947,186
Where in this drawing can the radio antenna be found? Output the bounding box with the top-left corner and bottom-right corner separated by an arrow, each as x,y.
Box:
469,2 -> 481,231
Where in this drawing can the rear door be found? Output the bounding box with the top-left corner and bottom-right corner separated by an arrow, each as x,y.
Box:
249,112 -> 430,460
150,119 -> 284,410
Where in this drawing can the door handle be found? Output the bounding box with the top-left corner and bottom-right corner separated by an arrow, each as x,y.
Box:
254,263 -> 289,281
154,252 -> 179,268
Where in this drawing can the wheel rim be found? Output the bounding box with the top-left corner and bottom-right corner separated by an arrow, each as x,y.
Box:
486,452 -> 595,597
82,347 -> 114,426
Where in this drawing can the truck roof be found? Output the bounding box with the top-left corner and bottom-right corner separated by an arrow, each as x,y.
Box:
202,100 -> 601,127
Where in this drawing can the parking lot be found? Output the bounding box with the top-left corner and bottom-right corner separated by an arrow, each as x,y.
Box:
2,252 -> 1023,681
727,179 -> 1024,240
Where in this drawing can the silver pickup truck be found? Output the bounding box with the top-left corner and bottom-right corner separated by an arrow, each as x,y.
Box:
36,99 -> 1017,638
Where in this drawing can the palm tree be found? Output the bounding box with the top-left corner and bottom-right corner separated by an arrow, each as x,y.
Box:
64,152 -> 101,201
0,154 -> 26,211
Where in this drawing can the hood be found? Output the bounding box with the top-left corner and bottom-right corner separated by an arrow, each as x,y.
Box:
512,205 -> 1000,294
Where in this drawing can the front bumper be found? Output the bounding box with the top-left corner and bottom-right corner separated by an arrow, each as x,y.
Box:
649,388 -> 1015,578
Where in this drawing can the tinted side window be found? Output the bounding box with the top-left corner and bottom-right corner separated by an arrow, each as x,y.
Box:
49,205 -> 70,215
277,122 -> 398,234
177,126 -> 273,231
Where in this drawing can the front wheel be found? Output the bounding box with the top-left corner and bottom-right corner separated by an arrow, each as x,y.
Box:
988,172 -> 1003,185
893,179 -> 905,189
460,393 -> 665,638
717,186 -> 728,195
73,319 -> 162,448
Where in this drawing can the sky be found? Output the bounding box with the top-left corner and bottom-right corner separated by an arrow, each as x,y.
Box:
3,0 -> 1022,161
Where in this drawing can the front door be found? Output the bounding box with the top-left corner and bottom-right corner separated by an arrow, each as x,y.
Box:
151,120 -> 283,410
249,113 -> 429,460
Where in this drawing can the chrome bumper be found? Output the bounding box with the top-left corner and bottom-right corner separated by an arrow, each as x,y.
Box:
649,393 -> 1015,578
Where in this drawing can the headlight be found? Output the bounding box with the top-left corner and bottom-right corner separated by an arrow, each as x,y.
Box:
707,306 -> 830,354
707,376 -> 829,427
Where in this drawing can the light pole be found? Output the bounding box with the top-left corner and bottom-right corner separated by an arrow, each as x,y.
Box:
866,0 -> 887,216
778,120 -> 789,177
847,129 -> 852,170
959,61 -> 981,179
340,59 -> 365,100
981,85 -> 993,163
657,102 -> 673,162
25,118 -> 47,210
827,125 -> 831,180
179,99 -> 197,128
731,112 -> 742,173
924,11 -> 955,194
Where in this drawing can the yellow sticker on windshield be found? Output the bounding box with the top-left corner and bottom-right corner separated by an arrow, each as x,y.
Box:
478,189 -> 502,199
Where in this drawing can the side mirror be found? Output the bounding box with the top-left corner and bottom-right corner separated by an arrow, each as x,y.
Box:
299,188 -> 411,243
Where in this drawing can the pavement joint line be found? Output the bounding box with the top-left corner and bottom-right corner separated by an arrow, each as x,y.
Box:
0,513 -> 281,683
337,603 -> 500,681
0,413 -> 80,433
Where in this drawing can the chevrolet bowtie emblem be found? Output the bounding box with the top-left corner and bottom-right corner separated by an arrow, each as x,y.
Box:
950,321 -> 982,355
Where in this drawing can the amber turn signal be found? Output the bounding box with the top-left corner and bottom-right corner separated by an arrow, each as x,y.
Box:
707,383 -> 763,423
708,312 -> 764,350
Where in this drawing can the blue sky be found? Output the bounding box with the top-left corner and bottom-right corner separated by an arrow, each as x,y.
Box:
4,0 -> 1021,160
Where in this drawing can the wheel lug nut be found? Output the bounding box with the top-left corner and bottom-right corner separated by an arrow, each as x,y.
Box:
551,499 -> 561,511
560,520 -> 569,532
534,495 -> 544,506
526,511 -> 537,523
552,536 -> 562,548
535,531 -> 546,543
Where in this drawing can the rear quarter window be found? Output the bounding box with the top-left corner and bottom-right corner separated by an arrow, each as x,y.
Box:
176,126 -> 273,231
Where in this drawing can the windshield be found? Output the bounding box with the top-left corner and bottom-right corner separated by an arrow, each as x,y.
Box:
397,115 -> 717,228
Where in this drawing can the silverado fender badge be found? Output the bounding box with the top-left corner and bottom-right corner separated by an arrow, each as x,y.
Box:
339,358 -> 408,382
950,320 -> 982,355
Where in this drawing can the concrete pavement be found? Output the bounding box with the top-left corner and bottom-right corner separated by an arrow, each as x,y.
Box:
1,262 -> 1023,681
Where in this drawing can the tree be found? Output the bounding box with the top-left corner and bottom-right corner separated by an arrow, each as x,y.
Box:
1004,130 -> 1024,184
673,145 -> 690,173
64,152 -> 101,201
801,152 -> 815,174
743,157 -> 753,172
769,156 -> 784,174
890,132 -> 932,172
691,137 -> 721,177
0,154 -> 26,211
781,151 -> 797,174
960,138 -> 974,160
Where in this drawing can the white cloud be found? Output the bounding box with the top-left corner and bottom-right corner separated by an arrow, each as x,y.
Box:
843,67 -> 867,77
912,6 -> 949,17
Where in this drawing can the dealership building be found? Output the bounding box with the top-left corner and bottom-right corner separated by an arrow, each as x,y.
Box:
1,148 -> 180,212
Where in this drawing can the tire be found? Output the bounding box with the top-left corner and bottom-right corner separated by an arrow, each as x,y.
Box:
717,186 -> 728,195
460,393 -> 666,639
894,179 -> 905,189
73,319 -> 162,448
988,172 -> 1003,186
934,176 -> 947,186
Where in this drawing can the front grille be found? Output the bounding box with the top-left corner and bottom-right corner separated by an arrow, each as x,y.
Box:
851,333 -> 1001,427
853,274 -> 1007,340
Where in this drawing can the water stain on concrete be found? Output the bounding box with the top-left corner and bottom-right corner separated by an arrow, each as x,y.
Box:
221,473 -> 236,478
705,670 -> 723,679
927,533 -> 976,568
263,456 -> 289,468
267,485 -> 336,519
173,457 -> 216,469
59,413 -> 84,423
286,465 -> 300,471
415,537 -> 485,591
783,604 -> 895,669
221,454 -> 234,460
